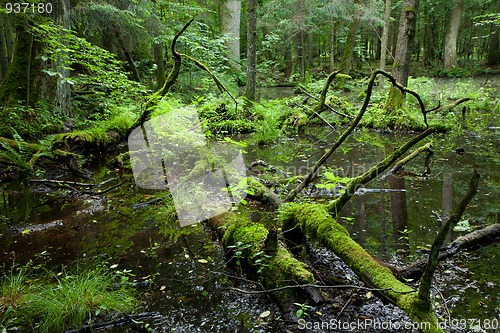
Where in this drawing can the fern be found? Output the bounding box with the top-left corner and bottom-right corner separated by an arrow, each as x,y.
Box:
0,129 -> 31,171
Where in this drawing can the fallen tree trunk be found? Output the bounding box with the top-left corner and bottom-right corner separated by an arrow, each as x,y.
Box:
208,210 -> 316,304
279,202 -> 440,332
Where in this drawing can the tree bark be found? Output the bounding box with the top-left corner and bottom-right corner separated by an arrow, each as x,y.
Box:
487,0 -> 500,65
244,0 -> 257,105
0,21 -> 44,106
444,0 -> 463,70
54,0 -> 72,116
379,0 -> 391,88
340,9 -> 361,74
384,0 -> 419,112
152,42 -> 166,90
221,0 -> 241,70
0,15 -> 9,82
329,17 -> 336,72
295,30 -> 305,80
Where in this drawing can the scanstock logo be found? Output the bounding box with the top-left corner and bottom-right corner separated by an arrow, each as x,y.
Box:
128,106 -> 247,226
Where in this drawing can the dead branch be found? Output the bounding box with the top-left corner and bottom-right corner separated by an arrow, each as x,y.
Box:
418,170 -> 480,303
381,142 -> 433,179
299,86 -> 353,119
227,283 -> 415,295
285,69 -> 431,203
62,312 -> 162,333
392,223 -> 500,280
327,128 -> 435,215
30,178 -> 116,187
182,54 -> 238,111
131,18 -> 194,130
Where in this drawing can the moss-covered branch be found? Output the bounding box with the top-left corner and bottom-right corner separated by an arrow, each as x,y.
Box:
208,210 -> 315,302
418,170 -> 480,303
327,128 -> 435,216
131,18 -> 194,130
280,203 -> 441,332
182,54 -> 238,110
381,142 -> 433,179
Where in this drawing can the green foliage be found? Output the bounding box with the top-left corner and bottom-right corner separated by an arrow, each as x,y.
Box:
0,101 -> 63,138
293,302 -> 313,319
0,128 -> 35,173
316,169 -> 351,191
29,22 -> 148,116
0,266 -> 138,333
197,96 -> 253,136
226,241 -> 252,267
251,99 -> 295,144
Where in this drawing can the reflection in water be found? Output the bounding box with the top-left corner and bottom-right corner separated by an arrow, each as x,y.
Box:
388,175 -> 410,259
357,194 -> 366,248
379,179 -> 387,260
442,172 -> 453,243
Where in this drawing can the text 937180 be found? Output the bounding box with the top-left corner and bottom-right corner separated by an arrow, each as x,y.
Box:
5,2 -> 53,14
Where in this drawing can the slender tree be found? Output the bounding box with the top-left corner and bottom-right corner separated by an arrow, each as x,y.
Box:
379,0 -> 391,87
444,0 -> 463,70
385,0 -> 419,112
0,15 -> 9,82
487,0 -> 500,65
221,0 -> 241,70
53,0 -> 72,116
244,0 -> 257,105
340,1 -> 362,74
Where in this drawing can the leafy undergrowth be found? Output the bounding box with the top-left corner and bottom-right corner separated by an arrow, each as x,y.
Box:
0,266 -> 138,333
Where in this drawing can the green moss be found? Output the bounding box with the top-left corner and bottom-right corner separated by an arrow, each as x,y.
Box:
262,243 -> 315,288
222,220 -> 268,253
280,203 -> 442,333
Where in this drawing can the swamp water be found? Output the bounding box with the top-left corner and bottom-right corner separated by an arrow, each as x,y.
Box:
0,126 -> 498,333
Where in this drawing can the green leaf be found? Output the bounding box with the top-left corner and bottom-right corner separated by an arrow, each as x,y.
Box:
43,70 -> 59,77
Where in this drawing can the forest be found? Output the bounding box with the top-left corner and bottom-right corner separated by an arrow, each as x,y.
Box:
0,0 -> 499,332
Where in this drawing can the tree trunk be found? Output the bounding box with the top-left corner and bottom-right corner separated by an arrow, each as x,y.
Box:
444,0 -> 463,70
221,0 -> 241,70
296,30 -> 305,79
329,17 -> 336,71
53,0 -> 72,116
153,42 -> 166,90
0,21 -> 44,106
487,0 -> 500,65
4,15 -> 14,63
0,15 -> 9,82
340,9 -> 361,74
379,0 -> 391,88
244,0 -> 257,105
385,0 -> 419,112
307,31 -> 313,69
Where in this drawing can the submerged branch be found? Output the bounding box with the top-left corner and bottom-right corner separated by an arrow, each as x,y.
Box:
418,170 -> 480,303
227,283 -> 415,295
393,223 -> 500,281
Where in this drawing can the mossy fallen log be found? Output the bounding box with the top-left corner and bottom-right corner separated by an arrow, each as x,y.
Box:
208,210 -> 315,304
279,202 -> 441,333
